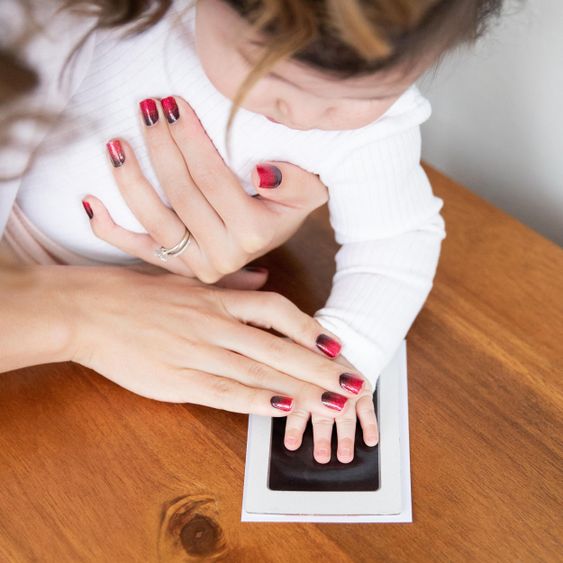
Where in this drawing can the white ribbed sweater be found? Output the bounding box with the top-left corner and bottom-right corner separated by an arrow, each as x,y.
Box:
0,1 -> 445,386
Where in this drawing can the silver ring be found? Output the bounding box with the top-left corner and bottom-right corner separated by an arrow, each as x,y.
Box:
155,228 -> 192,262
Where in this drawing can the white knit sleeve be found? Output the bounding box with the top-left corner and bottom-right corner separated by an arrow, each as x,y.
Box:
314,125 -> 445,388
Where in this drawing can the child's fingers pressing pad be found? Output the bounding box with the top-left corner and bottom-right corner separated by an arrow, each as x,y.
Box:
284,391 -> 379,464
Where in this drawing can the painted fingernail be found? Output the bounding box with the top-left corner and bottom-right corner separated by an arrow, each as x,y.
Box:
106,139 -> 125,168
139,98 -> 159,126
271,395 -> 293,412
82,200 -> 93,219
161,96 -> 180,123
321,391 -> 348,412
256,164 -> 282,188
339,373 -> 364,394
315,334 -> 341,358
243,266 -> 269,274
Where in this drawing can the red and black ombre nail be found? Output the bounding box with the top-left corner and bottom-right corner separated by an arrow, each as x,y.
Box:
321,391 -> 348,412
106,139 -> 125,168
139,98 -> 159,126
256,164 -> 282,188
161,96 -> 180,123
82,200 -> 93,219
339,373 -> 364,394
315,334 -> 341,358
271,395 -> 294,412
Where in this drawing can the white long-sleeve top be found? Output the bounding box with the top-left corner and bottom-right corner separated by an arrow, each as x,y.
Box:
0,1 -> 445,387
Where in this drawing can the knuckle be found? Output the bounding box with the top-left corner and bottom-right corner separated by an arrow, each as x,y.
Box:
265,336 -> 287,361
246,362 -> 271,387
211,377 -> 234,399
192,167 -> 216,191
295,315 -> 315,340
197,268 -> 222,285
211,254 -> 241,276
246,387 -> 262,412
148,137 -> 171,155
357,398 -> 376,417
288,408 -> 310,422
239,231 -> 271,254
262,291 -> 289,311
313,416 -> 335,428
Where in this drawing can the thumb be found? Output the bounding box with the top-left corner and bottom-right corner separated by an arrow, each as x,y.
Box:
214,266 -> 269,290
252,162 -> 328,209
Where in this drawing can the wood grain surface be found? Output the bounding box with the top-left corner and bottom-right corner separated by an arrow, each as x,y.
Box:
0,165 -> 561,562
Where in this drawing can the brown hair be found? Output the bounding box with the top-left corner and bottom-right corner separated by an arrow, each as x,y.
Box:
221,0 -> 504,134
1,0 -> 504,147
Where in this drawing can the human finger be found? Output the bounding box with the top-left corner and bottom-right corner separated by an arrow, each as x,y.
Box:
217,291 -> 370,405
311,414 -> 334,464
252,162 -> 329,211
356,393 -> 379,447
214,266 -> 269,290
335,410 -> 357,463
104,138 -> 218,279
82,195 -> 195,277
138,98 -> 229,254
160,369 -> 296,417
179,344 -> 345,418
162,96 -> 263,230
220,290 -> 344,360
283,409 -> 310,450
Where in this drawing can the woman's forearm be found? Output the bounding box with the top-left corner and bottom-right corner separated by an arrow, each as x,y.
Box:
0,263 -> 74,372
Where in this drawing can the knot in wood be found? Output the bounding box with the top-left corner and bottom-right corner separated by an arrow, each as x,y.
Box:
180,514 -> 221,556
158,494 -> 228,560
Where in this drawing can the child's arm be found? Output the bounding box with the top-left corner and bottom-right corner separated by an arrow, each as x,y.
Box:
315,125 -> 445,388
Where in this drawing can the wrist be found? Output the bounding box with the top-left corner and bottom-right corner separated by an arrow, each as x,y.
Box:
0,264 -> 122,372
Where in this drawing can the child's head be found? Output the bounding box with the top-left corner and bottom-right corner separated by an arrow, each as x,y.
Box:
195,0 -> 503,131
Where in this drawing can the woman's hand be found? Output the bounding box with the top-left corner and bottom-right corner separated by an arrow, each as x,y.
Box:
83,96 -> 328,284
284,354 -> 379,464
63,265 -> 367,417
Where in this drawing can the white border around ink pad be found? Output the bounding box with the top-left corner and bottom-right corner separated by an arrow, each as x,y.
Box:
241,341 -> 412,523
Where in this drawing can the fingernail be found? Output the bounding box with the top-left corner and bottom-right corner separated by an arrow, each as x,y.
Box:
106,139 -> 125,168
321,391 -> 348,411
315,334 -> 341,358
82,200 -> 93,219
161,96 -> 180,123
243,266 -> 269,274
139,98 -> 159,126
256,164 -> 282,188
339,373 -> 364,394
271,395 -> 293,412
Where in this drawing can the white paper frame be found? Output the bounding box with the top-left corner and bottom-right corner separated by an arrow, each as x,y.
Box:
241,341 -> 412,522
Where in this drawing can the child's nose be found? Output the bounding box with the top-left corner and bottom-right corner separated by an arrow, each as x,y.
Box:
276,98 -> 321,129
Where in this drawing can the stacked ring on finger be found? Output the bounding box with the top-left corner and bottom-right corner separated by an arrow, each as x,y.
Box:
155,227 -> 192,262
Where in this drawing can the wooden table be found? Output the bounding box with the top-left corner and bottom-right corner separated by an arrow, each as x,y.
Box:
0,165 -> 561,562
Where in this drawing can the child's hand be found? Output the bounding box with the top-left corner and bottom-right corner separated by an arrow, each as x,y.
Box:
284,356 -> 379,463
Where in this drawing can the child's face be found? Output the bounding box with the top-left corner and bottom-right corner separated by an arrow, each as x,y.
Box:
196,0 -> 428,131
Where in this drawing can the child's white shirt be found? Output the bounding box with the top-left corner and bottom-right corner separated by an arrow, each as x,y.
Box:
0,1 -> 445,387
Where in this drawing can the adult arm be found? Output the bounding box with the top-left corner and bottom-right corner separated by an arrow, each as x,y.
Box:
0,262 -> 73,371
